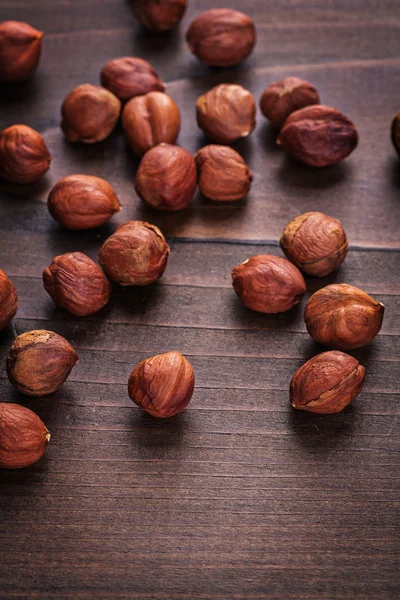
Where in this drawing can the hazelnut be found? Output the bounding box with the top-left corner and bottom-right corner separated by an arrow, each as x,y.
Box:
196,84 -> 256,145
122,91 -> 180,156
304,284 -> 385,350
135,143 -> 197,211
260,76 -> 320,129
0,270 -> 18,330
7,330 -> 79,397
43,252 -> 111,317
391,113 -> 400,155
232,255 -> 306,314
0,124 -> 51,184
186,9 -> 256,67
48,174 -> 121,230
290,351 -> 365,414
128,351 -> 195,418
61,84 -> 121,144
195,145 -> 252,201
98,220 -> 170,286
280,212 -> 348,277
277,105 -> 358,167
0,403 -> 50,469
100,57 -> 165,102
133,0 -> 187,31
0,21 -> 43,82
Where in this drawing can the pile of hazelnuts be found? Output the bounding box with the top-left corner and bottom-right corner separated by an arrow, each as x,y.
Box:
0,2 -> 390,469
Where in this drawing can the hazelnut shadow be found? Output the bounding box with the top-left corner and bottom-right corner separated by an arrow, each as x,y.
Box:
229,294 -> 305,331
387,155 -> 400,189
276,155 -> 352,190
257,122 -> 281,153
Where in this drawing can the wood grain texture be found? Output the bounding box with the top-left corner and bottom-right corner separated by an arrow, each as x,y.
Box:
0,1 -> 399,599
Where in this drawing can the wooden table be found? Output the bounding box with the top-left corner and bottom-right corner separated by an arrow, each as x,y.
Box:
0,1 -> 399,598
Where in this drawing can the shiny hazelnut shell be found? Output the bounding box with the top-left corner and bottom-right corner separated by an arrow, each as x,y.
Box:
195,145 -> 252,201
100,57 -> 166,102
0,21 -> 43,82
0,124 -> 51,184
260,76 -> 320,129
133,0 -> 187,31
0,403 -> 50,469
0,270 -> 18,330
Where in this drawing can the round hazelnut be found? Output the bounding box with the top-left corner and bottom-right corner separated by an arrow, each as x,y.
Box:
135,143 -> 197,211
43,252 -> 111,317
122,91 -> 180,156
7,330 -> 79,397
290,351 -> 366,414
61,84 -> 121,144
186,8 -> 256,67
304,284 -> 385,351
391,113 -> 400,155
0,270 -> 18,330
48,174 -> 121,230
260,76 -> 320,129
280,212 -> 348,277
0,124 -> 51,184
98,220 -> 170,286
195,145 -> 252,202
100,57 -> 165,102
196,84 -> 256,145
0,21 -> 43,82
277,105 -> 358,167
0,403 -> 50,469
133,0 -> 187,31
128,351 -> 195,418
232,255 -> 306,314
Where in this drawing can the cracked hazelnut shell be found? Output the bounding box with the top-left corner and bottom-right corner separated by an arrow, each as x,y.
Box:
0,270 -> 18,330
260,76 -> 320,129
0,403 -> 50,469
133,0 -> 187,31
0,124 -> 51,184
101,57 -> 165,102
195,145 -> 252,201
0,21 -> 43,82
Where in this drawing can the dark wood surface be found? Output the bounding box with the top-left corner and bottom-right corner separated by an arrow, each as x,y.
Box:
0,1 -> 399,598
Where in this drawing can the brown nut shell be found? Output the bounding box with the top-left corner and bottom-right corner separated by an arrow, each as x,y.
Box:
0,21 -> 43,82
98,220 -> 170,286
186,8 -> 256,67
7,330 -> 79,397
304,284 -> 385,350
280,211 -> 348,277
135,143 -> 197,211
0,270 -> 18,330
122,91 -> 180,156
0,403 -> 50,469
196,84 -> 256,145
290,351 -> 366,414
195,145 -> 252,201
391,113 -> 400,155
133,0 -> 187,31
100,57 -> 166,102
128,351 -> 195,418
260,76 -> 320,129
232,255 -> 306,314
0,124 -> 51,184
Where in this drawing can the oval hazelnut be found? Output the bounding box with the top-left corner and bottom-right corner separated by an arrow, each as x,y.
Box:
196,84 -> 256,145
280,212 -> 348,277
260,77 -> 320,129
391,113 -> 400,155
277,105 -> 358,167
0,124 -> 51,184
0,403 -> 50,469
135,143 -> 197,211
98,220 -> 170,286
7,330 -> 79,397
290,351 -> 366,414
48,174 -> 121,230
128,351 -> 195,418
232,255 -> 306,314
186,8 -> 256,67
195,145 -> 252,202
0,270 -> 18,330
43,253 -> 111,317
122,91 -> 180,156
0,21 -> 43,82
133,0 -> 187,31
100,57 -> 165,102
304,284 -> 385,350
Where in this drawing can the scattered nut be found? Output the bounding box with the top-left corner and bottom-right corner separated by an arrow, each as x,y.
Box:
133,0 -> 187,31
98,221 -> 170,286
186,8 -> 256,67
280,212 -> 348,277
391,113 -> 400,155
0,124 -> 51,184
195,145 -> 252,201
101,57 -> 165,102
128,351 -> 195,418
0,270 -> 18,330
135,143 -> 197,211
290,351 -> 366,414
260,76 -> 320,129
304,284 -> 385,350
7,330 -> 79,397
232,255 -> 306,314
0,20 -> 43,82
277,105 -> 358,167
0,403 -> 50,469
196,84 -> 256,144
